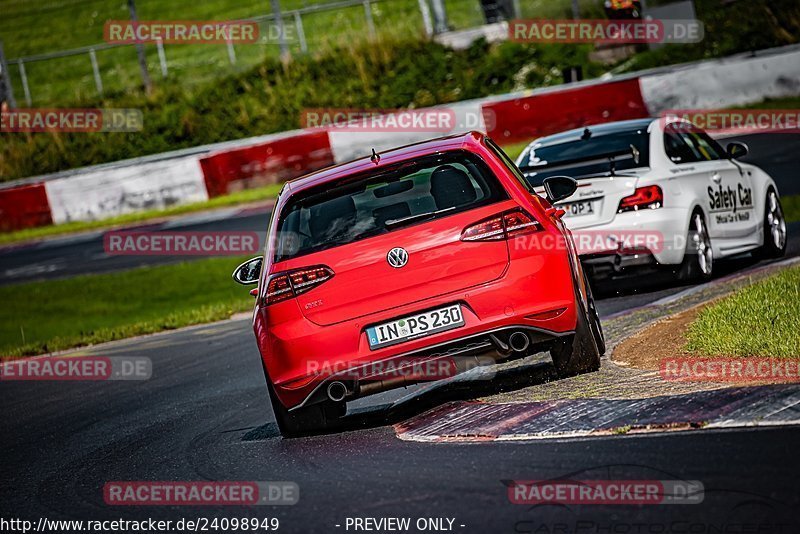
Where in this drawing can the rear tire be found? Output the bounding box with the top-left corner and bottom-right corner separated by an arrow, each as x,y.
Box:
677,210 -> 713,282
263,366 -> 345,438
550,277 -> 603,378
756,188 -> 787,259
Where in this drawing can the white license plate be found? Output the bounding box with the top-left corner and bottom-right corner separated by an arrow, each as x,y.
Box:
563,199 -> 598,217
366,304 -> 465,350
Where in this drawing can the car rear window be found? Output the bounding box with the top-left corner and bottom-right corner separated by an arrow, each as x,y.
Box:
518,127 -> 650,186
273,151 -> 508,262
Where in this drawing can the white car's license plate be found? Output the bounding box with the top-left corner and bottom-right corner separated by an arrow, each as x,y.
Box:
366,304 -> 465,350
563,199 -> 598,217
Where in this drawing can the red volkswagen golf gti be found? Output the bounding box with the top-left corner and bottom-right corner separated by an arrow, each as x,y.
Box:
233,132 -> 604,436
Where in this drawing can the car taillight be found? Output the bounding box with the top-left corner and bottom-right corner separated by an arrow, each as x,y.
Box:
265,265 -> 334,306
618,185 -> 663,213
461,209 -> 541,242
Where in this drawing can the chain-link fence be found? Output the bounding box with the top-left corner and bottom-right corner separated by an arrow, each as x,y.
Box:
0,0 -> 610,107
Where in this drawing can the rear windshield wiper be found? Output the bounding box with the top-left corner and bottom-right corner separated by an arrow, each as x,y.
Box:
385,206 -> 457,229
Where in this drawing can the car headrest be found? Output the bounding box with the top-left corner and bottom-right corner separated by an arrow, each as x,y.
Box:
430,165 -> 477,210
309,196 -> 357,242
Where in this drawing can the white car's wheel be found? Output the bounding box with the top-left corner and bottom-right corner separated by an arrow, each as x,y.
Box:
756,188 -> 787,259
677,211 -> 713,282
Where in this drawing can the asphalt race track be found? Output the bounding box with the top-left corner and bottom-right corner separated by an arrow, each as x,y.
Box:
3,306 -> 800,531
2,133 -> 800,532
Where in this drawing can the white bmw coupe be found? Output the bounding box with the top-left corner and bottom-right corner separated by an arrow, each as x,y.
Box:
514,118 -> 787,282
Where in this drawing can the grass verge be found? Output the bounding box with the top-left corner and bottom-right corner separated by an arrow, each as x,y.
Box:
0,257 -> 255,359
782,193 -> 800,223
686,265 -> 800,358
0,183 -> 282,246
1,38 -> 600,181
499,140 -> 531,161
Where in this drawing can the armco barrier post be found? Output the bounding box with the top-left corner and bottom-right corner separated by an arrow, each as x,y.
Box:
429,0 -> 449,34
363,0 -> 376,37
18,60 -> 32,107
294,13 -> 308,53
89,48 -> 104,96
157,39 -> 169,76
417,0 -> 434,36
269,0 -> 290,61
0,40 -> 17,108
127,0 -> 153,95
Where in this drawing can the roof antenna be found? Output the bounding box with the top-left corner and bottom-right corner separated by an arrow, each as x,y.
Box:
370,148 -> 381,165
581,127 -> 592,140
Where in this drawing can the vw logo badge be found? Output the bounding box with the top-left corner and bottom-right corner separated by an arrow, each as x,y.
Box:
387,247 -> 409,268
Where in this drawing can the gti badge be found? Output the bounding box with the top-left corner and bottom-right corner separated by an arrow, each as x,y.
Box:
387,247 -> 409,268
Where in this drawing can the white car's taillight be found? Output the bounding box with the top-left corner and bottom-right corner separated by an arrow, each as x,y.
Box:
618,185 -> 663,213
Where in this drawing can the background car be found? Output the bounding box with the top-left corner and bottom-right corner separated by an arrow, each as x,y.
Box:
514,118 -> 788,283
234,132 -> 605,437
605,0 -> 642,19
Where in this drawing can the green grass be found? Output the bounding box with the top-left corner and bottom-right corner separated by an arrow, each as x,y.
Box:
739,95 -> 800,110
686,266 -> 800,358
0,257 -> 256,359
0,37 -> 602,181
499,139 -> 531,161
0,183 -> 282,245
5,0 -> 796,108
0,0 -> 426,106
616,0 -> 800,74
783,194 -> 800,223
0,0 -> 599,107
2,1 -> 797,180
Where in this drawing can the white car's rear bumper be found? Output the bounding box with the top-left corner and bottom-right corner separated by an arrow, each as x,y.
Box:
569,207 -> 691,269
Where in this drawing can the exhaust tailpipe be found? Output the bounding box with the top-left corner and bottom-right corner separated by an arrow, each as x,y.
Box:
326,381 -> 347,402
508,332 -> 530,353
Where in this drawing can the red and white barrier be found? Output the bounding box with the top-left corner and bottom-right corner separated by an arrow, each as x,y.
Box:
45,157 -> 207,224
1,45 -> 798,232
481,77 -> 649,143
200,130 -> 334,198
640,48 -> 800,114
0,183 -> 52,232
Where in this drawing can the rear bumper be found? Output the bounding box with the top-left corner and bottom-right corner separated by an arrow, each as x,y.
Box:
255,251 -> 579,410
582,250 -> 658,278
570,207 -> 691,268
289,324 -> 570,411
